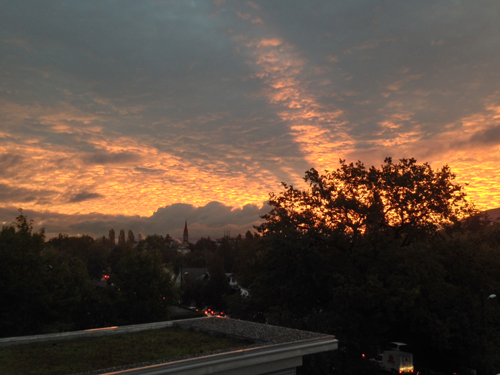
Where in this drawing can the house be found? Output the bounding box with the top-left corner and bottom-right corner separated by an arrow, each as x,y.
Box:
225,273 -> 238,288
175,267 -> 209,288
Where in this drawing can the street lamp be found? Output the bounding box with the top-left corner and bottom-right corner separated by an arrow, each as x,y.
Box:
480,292 -> 496,375
482,291 -> 496,331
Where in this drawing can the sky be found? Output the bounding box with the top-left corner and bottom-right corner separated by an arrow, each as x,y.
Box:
1,0 -> 500,241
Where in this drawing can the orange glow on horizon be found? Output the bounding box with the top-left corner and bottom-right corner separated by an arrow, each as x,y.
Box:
1,95 -> 499,218
2,9 -> 500,222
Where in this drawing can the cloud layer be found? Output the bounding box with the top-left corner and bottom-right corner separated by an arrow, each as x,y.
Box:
1,0 -> 500,237
0,202 -> 268,242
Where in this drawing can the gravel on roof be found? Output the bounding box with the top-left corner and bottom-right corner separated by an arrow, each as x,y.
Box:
174,317 -> 330,345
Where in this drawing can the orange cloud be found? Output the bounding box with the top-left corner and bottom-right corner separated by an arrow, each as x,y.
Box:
1,97 -> 281,216
0,127 -> 281,216
359,95 -> 500,210
236,31 -> 353,172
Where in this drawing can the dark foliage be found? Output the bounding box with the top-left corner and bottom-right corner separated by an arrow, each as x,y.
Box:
0,211 -> 177,337
231,159 -> 500,374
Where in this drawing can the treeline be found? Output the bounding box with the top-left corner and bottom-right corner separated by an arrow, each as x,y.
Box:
0,211 -> 259,338
0,212 -> 177,337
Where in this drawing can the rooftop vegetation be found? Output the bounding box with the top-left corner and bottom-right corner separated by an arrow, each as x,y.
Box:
0,327 -> 249,375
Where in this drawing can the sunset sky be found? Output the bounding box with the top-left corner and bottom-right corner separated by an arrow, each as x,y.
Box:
1,0 -> 500,240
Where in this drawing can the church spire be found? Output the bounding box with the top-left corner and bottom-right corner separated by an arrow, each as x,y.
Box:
183,220 -> 188,245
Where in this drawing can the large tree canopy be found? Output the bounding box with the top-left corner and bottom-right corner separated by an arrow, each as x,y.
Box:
241,159 -> 500,374
258,158 -> 475,249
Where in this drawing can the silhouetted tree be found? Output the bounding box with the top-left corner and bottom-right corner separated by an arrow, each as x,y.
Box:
259,158 -> 475,251
111,250 -> 177,324
127,229 -> 135,245
193,237 -> 217,253
243,159 -> 490,373
205,255 -> 232,311
118,229 -> 126,247
108,228 -> 115,246
0,210 -> 47,337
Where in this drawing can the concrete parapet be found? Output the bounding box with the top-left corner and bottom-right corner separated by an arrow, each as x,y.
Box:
0,317 -> 203,347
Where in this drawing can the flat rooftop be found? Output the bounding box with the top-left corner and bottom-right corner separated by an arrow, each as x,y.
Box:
0,317 -> 338,375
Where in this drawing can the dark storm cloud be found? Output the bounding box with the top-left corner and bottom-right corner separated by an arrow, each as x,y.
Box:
0,184 -> 58,203
83,151 -> 142,165
68,191 -> 104,203
469,125 -> 500,145
150,201 -> 269,230
0,202 -> 270,241
249,0 -> 500,140
0,1 -> 262,113
2,0 -> 499,145
0,0 -> 295,162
